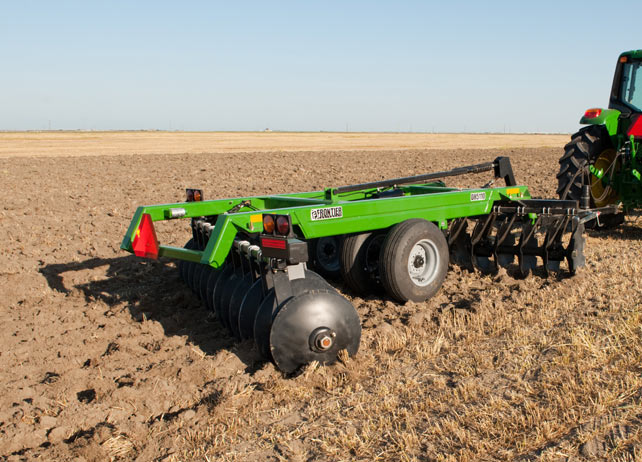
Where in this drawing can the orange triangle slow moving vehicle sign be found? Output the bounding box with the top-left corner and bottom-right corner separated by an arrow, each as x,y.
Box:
132,213 -> 159,259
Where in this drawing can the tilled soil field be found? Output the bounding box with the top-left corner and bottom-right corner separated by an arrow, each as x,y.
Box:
1,142 -> 641,461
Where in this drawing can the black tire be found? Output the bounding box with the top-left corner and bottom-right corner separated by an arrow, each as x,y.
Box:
379,219 -> 449,303
557,125 -> 619,209
340,231 -> 387,296
309,236 -> 343,279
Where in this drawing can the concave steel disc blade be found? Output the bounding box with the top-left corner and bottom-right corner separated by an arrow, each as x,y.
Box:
217,269 -> 243,333
212,265 -> 235,327
545,258 -> 561,273
187,262 -> 198,293
238,279 -> 266,340
270,289 -> 361,374
449,231 -> 473,270
473,255 -> 496,273
205,266 -> 224,312
227,273 -> 253,339
518,224 -> 539,277
179,239 -> 195,283
253,271 -> 330,360
191,264 -> 204,299
567,222 -> 586,275
199,266 -> 213,303
496,233 -> 516,268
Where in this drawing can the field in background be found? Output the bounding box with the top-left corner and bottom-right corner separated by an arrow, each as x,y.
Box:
0,131 -> 569,157
1,134 -> 640,461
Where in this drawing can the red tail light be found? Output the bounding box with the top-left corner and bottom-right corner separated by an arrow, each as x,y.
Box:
627,115 -> 642,138
132,213 -> 159,259
584,108 -> 602,119
276,215 -> 290,235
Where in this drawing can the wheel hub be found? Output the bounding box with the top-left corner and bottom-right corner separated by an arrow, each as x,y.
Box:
310,327 -> 336,351
407,239 -> 439,287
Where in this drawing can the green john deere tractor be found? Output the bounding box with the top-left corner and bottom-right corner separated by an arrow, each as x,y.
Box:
557,50 -> 642,224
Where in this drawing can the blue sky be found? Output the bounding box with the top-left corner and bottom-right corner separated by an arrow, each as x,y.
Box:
1,1 -> 639,133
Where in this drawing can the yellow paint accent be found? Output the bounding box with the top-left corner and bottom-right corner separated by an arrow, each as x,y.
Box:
506,188 -> 520,195
136,229 -> 140,238
250,214 -> 263,223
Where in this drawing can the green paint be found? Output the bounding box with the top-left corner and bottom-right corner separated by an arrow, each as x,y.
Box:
122,183 -> 533,268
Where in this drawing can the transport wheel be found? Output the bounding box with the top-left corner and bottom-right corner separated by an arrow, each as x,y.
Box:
379,219 -> 449,303
270,288 -> 361,374
340,231 -> 387,296
179,239 -> 195,283
309,236 -> 343,279
557,125 -> 621,227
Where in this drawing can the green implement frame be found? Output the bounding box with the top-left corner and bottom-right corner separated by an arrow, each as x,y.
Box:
122,159 -> 529,269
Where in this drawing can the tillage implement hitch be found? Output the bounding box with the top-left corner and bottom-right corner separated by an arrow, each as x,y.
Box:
122,157 -> 593,373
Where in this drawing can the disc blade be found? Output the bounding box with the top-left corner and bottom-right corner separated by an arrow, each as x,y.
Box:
545,259 -> 562,273
187,262 -> 197,293
253,271 -> 331,360
205,266 -> 223,312
474,255 -> 496,272
218,270 -> 243,333
212,265 -> 235,327
199,266 -> 213,303
270,289 -> 361,374
496,232 -> 516,268
238,279 -> 266,340
228,274 -> 253,339
449,229 -> 473,270
567,221 -> 586,275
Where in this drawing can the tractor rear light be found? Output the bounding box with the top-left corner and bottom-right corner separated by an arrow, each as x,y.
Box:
132,213 -> 159,259
263,214 -> 275,233
620,56 -> 628,63
276,215 -> 290,235
584,108 -> 602,119
186,188 -> 203,202
627,115 -> 642,138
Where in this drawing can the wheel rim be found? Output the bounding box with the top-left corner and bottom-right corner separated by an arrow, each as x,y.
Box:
364,234 -> 385,274
407,239 -> 439,287
590,148 -> 619,207
316,237 -> 340,272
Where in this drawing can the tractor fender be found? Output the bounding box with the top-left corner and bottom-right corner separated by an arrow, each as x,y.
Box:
579,108 -> 621,137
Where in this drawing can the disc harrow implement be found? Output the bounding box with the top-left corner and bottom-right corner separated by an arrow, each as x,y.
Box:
122,157 -> 595,374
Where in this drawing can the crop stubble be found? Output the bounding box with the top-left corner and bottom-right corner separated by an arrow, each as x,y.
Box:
0,133 -> 640,461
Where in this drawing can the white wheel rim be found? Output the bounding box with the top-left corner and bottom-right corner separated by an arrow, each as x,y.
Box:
407,239 -> 439,287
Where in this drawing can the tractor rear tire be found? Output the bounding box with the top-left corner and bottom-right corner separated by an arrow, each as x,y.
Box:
557,125 -> 620,212
379,219 -> 449,303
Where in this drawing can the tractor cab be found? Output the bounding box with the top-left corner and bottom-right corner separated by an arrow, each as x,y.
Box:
610,51 -> 642,115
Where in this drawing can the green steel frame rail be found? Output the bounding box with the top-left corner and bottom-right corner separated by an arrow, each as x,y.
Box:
121,183 -> 531,269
